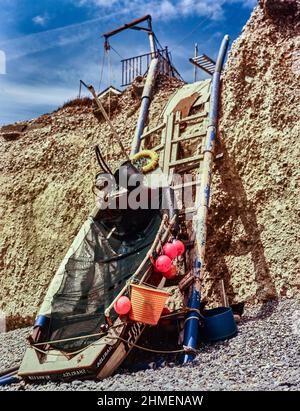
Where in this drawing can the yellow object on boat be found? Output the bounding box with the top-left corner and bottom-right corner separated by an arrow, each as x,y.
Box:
131,150 -> 159,173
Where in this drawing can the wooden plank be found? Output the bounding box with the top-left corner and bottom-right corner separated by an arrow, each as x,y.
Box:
158,125 -> 167,168
175,163 -> 201,174
179,206 -> 197,214
169,154 -> 204,168
140,122 -> 166,139
172,179 -> 200,190
177,111 -> 208,124
162,113 -> 174,175
172,131 -> 206,144
169,111 -> 181,179
152,143 -> 165,152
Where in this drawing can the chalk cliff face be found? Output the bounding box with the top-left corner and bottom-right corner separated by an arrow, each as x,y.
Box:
1,1 -> 299,328
203,0 -> 300,305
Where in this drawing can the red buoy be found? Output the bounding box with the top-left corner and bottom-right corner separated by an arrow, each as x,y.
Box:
173,239 -> 185,256
114,296 -> 132,315
163,264 -> 177,279
155,255 -> 172,273
163,243 -> 178,260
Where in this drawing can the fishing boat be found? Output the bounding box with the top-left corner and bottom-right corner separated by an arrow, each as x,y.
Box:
15,16 -> 231,384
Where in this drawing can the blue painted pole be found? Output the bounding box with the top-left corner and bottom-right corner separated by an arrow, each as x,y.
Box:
195,34 -> 230,266
0,375 -> 19,386
130,57 -> 159,155
183,259 -> 201,363
183,35 -> 230,364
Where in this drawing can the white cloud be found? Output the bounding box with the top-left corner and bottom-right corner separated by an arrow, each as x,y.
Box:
0,50 -> 6,74
0,81 -> 78,124
1,0 -> 258,62
244,0 -> 258,7
32,15 -> 48,27
79,0 -> 118,6
158,1 -> 178,18
106,0 -> 224,20
1,16 -> 105,61
179,0 -> 224,20
1,82 -> 76,106
1,5 -> 156,62
74,0 -> 257,21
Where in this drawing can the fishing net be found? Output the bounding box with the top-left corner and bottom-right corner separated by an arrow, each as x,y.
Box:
48,208 -> 161,352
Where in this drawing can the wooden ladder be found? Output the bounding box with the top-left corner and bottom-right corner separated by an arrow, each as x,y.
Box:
139,80 -> 211,215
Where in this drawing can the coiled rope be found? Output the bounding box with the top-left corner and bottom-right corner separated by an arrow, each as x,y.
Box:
30,308 -> 203,357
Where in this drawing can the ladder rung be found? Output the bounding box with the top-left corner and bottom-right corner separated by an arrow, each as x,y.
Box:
172,131 -> 206,144
152,143 -> 165,152
196,62 -> 213,68
141,122 -> 166,139
196,64 -> 214,75
195,54 -> 216,65
177,111 -> 208,124
169,154 -> 203,168
195,57 -> 214,65
189,53 -> 216,76
173,180 -> 200,190
195,58 -> 213,65
179,207 -> 197,215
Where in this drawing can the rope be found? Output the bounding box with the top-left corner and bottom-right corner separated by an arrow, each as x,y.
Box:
31,308 -> 203,351
110,45 -> 124,61
83,83 -> 130,161
169,16 -> 210,49
31,324 -> 123,357
29,308 -> 204,358
32,340 -> 108,357
108,48 -> 112,119
97,49 -> 106,94
161,307 -> 204,320
33,322 -> 123,347
153,33 -> 164,52
111,336 -> 200,355
110,45 -> 145,79
95,145 -> 113,174
184,316 -> 200,326
31,334 -> 200,358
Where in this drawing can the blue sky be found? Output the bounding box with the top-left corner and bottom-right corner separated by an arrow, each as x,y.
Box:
0,0 -> 257,125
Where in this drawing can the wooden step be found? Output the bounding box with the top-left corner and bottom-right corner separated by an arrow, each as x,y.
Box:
177,111 -> 208,124
169,154 -> 203,168
179,206 -> 197,215
171,131 -> 206,144
172,180 -> 200,191
141,122 -> 166,140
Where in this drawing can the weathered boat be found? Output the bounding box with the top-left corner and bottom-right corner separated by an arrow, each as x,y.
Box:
18,185 -> 177,382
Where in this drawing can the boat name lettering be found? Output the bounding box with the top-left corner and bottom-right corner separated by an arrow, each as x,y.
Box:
96,345 -> 114,368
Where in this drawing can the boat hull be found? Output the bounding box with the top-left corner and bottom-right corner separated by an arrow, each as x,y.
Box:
19,321 -> 145,382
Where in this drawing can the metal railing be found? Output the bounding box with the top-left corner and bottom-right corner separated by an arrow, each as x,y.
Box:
121,47 -> 177,86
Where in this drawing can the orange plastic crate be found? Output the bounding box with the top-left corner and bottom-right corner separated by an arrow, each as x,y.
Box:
129,284 -> 170,325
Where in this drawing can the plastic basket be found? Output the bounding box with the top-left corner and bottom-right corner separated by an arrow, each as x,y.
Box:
129,284 -> 169,325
